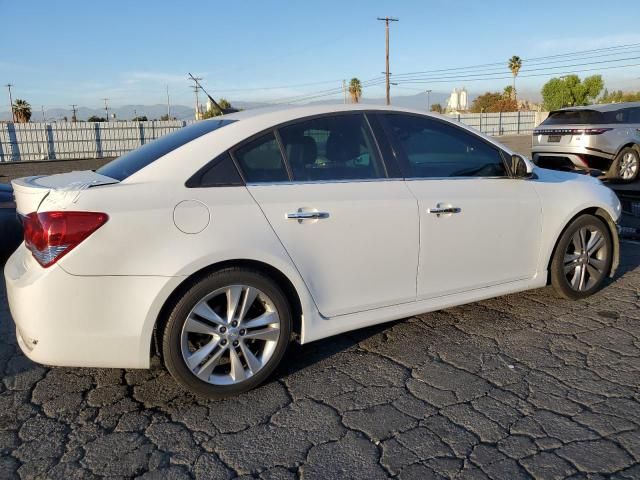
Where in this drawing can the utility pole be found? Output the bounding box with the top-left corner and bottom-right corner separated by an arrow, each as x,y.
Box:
377,16 -> 398,105
166,85 -> 171,119
70,104 -> 78,122
41,105 -> 45,122
343,79 -> 347,104
102,98 -> 110,122
425,89 -> 432,111
189,75 -> 203,120
5,83 -> 15,122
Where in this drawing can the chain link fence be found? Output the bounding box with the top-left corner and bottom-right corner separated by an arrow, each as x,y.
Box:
0,120 -> 193,162
447,111 -> 549,136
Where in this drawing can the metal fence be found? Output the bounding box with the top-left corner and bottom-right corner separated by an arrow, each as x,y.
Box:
0,120 -> 193,162
447,111 -> 549,136
0,112 -> 549,163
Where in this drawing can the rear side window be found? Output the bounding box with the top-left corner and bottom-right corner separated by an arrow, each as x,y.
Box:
97,119 -> 235,181
277,114 -> 385,182
233,133 -> 289,183
384,114 -> 506,178
629,108 -> 640,123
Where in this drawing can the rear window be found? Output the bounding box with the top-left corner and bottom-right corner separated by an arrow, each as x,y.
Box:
97,119 -> 235,180
542,109 -> 628,125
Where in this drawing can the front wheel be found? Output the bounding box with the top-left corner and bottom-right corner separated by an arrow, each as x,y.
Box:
162,268 -> 292,398
550,215 -> 612,300
608,147 -> 639,183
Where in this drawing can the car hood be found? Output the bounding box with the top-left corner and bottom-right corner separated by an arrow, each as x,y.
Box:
534,166 -> 602,186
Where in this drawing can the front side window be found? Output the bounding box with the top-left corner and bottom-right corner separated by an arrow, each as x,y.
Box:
233,132 -> 289,183
277,114 -> 385,182
384,114 -> 506,178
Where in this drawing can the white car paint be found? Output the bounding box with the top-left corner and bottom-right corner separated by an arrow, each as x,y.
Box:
4,104 -> 621,370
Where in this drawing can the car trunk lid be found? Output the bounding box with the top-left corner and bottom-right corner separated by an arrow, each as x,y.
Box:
11,170 -> 118,216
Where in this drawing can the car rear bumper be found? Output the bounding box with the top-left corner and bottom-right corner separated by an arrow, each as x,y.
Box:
4,245 -> 181,369
532,145 -> 615,164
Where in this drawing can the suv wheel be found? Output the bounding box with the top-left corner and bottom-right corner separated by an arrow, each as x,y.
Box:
550,215 -> 612,300
608,147 -> 639,183
162,268 -> 291,398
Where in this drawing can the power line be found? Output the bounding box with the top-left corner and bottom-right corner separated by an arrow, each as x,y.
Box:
217,78 -> 347,93
394,62 -> 640,85
271,77 -> 385,104
391,42 -> 640,78
391,55 -> 640,83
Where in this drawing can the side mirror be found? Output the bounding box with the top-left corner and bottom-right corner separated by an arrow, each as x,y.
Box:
510,154 -> 532,178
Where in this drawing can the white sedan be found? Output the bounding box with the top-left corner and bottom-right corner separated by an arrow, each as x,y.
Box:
4,105 -> 621,397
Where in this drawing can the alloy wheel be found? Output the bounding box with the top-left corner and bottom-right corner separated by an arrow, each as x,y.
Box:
180,285 -> 281,385
563,226 -> 608,292
619,151 -> 639,181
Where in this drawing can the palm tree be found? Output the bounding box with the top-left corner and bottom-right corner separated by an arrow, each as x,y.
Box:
348,78 -> 362,104
12,99 -> 32,123
508,56 -> 522,104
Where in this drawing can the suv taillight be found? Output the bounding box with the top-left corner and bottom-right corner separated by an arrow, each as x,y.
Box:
22,211 -> 108,267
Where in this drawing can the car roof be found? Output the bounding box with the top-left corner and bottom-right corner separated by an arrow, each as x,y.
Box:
220,103 -> 439,124
557,101 -> 640,113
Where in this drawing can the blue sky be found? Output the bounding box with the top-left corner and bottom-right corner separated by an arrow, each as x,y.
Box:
2,0 -> 640,108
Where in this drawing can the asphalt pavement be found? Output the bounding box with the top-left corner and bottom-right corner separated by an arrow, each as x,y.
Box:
1,242 -> 639,479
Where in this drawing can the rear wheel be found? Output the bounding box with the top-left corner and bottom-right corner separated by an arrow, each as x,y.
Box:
162,268 -> 291,398
608,147 -> 639,183
550,215 -> 612,300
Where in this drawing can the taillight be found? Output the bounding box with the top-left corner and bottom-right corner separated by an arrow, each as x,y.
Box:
22,211 -> 108,268
581,128 -> 612,135
533,128 -> 612,136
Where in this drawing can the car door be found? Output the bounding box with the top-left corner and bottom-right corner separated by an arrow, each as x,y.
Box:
236,113 -> 419,318
380,113 -> 542,300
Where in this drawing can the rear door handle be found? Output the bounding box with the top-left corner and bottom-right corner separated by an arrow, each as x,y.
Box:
428,206 -> 461,215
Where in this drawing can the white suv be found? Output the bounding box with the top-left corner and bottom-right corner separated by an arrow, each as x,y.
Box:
4,105 -> 621,397
532,102 -> 640,182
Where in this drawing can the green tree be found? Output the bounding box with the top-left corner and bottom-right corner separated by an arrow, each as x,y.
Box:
201,98 -> 233,118
132,115 -> 148,121
541,74 -> 604,111
599,89 -> 640,104
508,56 -> 522,102
87,115 -> 106,122
470,90 -> 518,113
348,78 -> 362,103
12,99 -> 32,123
430,103 -> 443,113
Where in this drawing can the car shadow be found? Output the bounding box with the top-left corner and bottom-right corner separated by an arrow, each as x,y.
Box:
272,320 -> 399,381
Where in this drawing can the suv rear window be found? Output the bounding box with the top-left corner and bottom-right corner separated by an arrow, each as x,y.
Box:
97,119 -> 235,180
542,109 -> 628,125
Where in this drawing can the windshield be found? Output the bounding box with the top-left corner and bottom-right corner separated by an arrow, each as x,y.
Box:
97,119 -> 235,180
542,109 -> 626,125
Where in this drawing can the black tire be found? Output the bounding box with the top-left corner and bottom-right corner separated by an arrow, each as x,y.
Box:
550,214 -> 612,300
607,146 -> 639,183
162,267 -> 292,398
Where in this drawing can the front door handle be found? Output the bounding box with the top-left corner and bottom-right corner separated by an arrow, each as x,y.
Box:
428,206 -> 461,215
286,210 -> 330,221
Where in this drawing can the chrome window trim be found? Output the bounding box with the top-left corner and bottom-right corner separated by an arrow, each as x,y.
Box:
245,177 -> 405,187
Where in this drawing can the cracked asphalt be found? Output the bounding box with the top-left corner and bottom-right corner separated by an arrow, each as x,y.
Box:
1,243 -> 640,479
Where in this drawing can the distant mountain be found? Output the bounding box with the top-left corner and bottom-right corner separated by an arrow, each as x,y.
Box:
0,92 -> 475,122
0,101 -> 272,122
